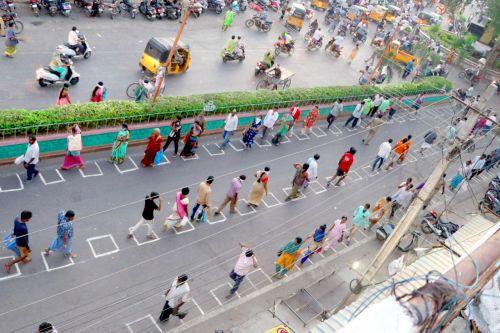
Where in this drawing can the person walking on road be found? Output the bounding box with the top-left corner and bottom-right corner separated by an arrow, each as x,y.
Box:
261,108 -> 280,140
289,104 -> 301,134
275,237 -> 302,279
221,110 -> 239,150
4,211 -> 32,274
326,99 -> 343,129
285,163 -> 309,201
128,192 -> 162,240
372,138 -> 392,171
369,94 -> 384,117
362,114 -> 384,145
247,167 -> 270,208
301,106 -> 319,135
368,197 -> 391,229
469,154 -> 487,180
346,203 -> 371,245
226,243 -> 258,298
306,154 -> 320,181
163,116 -> 182,157
164,188 -> 190,231
60,125 -> 84,171
37,322 -> 57,333
384,138 -> 409,170
56,84 -> 71,106
390,184 -> 414,218
4,22 -> 19,58
327,147 -> 356,187
110,123 -> 130,164
344,101 -> 364,129
215,175 -> 246,215
90,81 -> 107,102
180,121 -> 202,158
378,97 -> 390,117
159,274 -> 189,322
140,128 -> 162,168
23,136 -> 40,181
191,176 -> 214,223
242,116 -> 262,149
323,216 -> 348,251
419,129 -> 438,156
449,160 -> 473,191
271,115 -> 292,146
45,210 -> 76,258
299,225 -> 327,265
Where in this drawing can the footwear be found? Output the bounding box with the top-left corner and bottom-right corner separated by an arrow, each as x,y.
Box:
147,234 -> 157,240
44,249 -> 50,256
214,211 -> 220,216
345,240 -> 350,246
34,171 -> 39,178
225,293 -> 235,299
4,264 -> 11,274
326,181 -> 331,188
127,233 -> 133,239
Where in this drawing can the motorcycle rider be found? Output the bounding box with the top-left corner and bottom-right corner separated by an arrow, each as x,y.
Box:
269,64 -> 282,90
308,18 -> 319,34
90,0 -> 102,16
258,8 -> 270,23
68,26 -> 84,55
329,35 -> 343,53
355,24 -> 367,42
262,49 -> 274,69
222,35 -> 237,56
235,35 -> 244,57
278,31 -> 293,53
310,27 -> 323,47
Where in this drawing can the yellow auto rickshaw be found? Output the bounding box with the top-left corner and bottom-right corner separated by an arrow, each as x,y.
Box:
388,41 -> 418,65
415,10 -> 441,25
385,5 -> 401,22
369,5 -> 387,22
139,37 -> 190,75
286,3 -> 306,31
346,5 -> 368,21
310,0 -> 328,11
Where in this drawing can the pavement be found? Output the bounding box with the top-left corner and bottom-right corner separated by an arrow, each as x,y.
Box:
0,95 -> 498,332
1,3 -> 398,110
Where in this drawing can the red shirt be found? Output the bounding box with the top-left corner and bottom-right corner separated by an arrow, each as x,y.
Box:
338,152 -> 354,173
290,107 -> 301,122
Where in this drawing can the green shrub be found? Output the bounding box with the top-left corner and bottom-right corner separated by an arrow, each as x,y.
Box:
0,77 -> 452,136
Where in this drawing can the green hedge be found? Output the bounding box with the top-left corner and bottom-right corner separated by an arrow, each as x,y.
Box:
0,77 -> 451,136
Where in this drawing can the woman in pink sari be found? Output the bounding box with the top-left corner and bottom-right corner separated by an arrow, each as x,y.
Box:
163,187 -> 190,231
60,125 -> 84,170
323,216 -> 347,251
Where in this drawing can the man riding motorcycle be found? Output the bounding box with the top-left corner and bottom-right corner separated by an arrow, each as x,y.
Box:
309,19 -> 319,34
278,32 -> 293,53
330,35 -> 343,52
68,26 -> 84,55
223,35 -> 238,55
262,49 -> 274,68
309,27 -> 323,47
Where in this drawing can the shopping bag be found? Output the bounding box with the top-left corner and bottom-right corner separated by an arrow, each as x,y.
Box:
153,151 -> 163,166
14,155 -> 24,165
2,233 -> 20,257
179,216 -> 189,227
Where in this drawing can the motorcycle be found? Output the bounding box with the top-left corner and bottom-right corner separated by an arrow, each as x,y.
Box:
154,0 -> 166,19
458,67 -> 481,83
222,46 -> 245,62
41,0 -> 57,15
337,23 -> 347,37
55,34 -> 92,60
206,0 -> 223,14
29,0 -> 42,16
479,189 -> 500,215
189,0 -> 203,17
420,210 -> 459,238
274,39 -> 294,56
164,1 -> 180,19
120,0 -> 137,18
57,0 -> 71,16
139,0 -> 156,19
376,224 -> 421,252
36,62 -> 80,87
106,0 -> 119,18
267,0 -> 279,12
325,40 -> 343,57
245,15 -> 272,32
306,37 -> 322,51
1,12 -> 23,34
84,0 -> 104,16
255,58 -> 274,76
352,31 -> 367,43
239,0 -> 247,11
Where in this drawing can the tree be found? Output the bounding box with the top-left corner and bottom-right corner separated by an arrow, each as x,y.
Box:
484,0 -> 500,68
442,0 -> 472,24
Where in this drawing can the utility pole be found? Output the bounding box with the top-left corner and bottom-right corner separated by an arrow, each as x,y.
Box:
151,5 -> 190,104
364,23 -> 400,86
331,81 -> 498,315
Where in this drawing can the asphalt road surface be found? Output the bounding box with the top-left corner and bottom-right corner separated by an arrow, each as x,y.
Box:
1,99 -> 498,332
1,4 -> 387,110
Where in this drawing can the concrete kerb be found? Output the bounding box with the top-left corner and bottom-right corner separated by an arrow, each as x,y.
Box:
0,94 -> 448,165
168,235 -> 376,333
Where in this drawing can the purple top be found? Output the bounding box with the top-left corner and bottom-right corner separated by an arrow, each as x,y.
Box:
227,178 -> 242,198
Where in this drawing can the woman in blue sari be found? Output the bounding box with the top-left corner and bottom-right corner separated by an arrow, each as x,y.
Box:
44,210 -> 76,258
242,117 -> 262,149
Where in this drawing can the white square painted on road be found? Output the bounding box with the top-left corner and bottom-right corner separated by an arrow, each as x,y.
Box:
86,234 -> 120,258
126,314 -> 161,333
40,252 -> 75,272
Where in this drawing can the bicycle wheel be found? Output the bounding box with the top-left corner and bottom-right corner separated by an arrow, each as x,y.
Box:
256,79 -> 270,90
126,82 -> 140,98
13,20 -> 24,35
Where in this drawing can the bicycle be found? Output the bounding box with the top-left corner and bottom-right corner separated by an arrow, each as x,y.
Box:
125,79 -> 165,99
397,230 -> 421,252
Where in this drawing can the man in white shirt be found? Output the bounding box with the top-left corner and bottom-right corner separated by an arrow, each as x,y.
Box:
390,184 -> 414,218
312,27 -> 323,43
371,138 -> 392,171
261,108 -> 279,140
67,26 -> 83,55
469,154 -> 486,179
482,113 -> 496,135
226,242 -> 257,298
306,154 -> 320,180
24,136 -> 40,181
159,274 -> 190,322
220,110 -> 238,150
344,101 -> 364,129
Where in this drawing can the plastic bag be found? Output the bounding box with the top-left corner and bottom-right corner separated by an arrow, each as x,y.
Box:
3,233 -> 20,257
388,255 -> 405,276
153,151 -> 163,166
14,155 -> 24,165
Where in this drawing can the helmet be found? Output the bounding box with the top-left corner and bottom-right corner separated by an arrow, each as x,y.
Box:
281,32 -> 286,38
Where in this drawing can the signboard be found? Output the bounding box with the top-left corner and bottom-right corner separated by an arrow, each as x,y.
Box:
264,325 -> 290,333
203,100 -> 216,113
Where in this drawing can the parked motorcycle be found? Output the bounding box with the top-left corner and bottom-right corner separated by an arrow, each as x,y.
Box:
238,0 -> 247,11
206,0 -> 223,14
245,15 -> 272,32
84,0 -> 104,16
41,0 -> 57,15
1,11 -> 23,34
120,0 -> 137,18
164,1 -> 180,19
139,0 -> 155,19
222,47 -> 245,63
376,223 -> 421,252
55,34 -> 92,60
420,210 -> 459,238
458,67 -> 481,83
36,61 -> 80,87
189,0 -> 203,17
479,189 -> 500,215
267,0 -> 279,11
57,0 -> 71,16
29,0 -> 42,16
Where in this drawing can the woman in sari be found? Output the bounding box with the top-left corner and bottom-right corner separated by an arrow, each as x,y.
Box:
180,121 -> 202,157
4,22 -> 19,58
299,224 -> 326,265
44,210 -> 76,258
141,128 -> 162,167
301,106 -> 319,135
110,123 -> 130,164
61,125 -> 84,170
242,116 -> 261,149
449,160 -> 473,190
163,187 -> 190,231
275,237 -> 302,278
323,217 -> 347,251
56,83 -> 71,106
247,167 -> 270,208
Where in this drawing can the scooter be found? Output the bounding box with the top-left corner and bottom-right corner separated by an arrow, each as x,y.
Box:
420,210 -> 459,238
139,0 -> 155,19
29,0 -> 42,16
207,0 -> 223,14
42,0 -> 57,16
120,0 -> 137,18
164,1 -> 180,19
222,46 -> 245,63
55,34 -> 92,60
57,0 -> 71,16
36,62 -> 80,87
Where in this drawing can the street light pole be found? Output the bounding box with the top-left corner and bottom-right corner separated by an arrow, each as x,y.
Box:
151,7 -> 190,105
